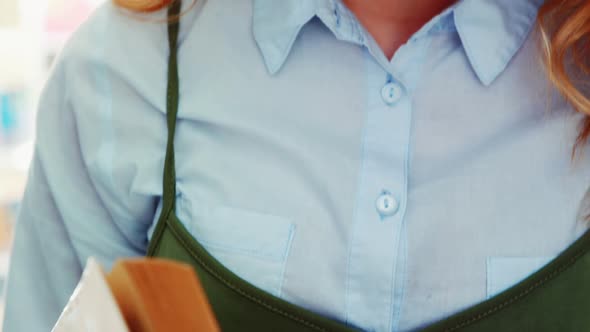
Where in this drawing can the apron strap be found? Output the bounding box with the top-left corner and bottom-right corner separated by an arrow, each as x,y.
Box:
148,0 -> 182,255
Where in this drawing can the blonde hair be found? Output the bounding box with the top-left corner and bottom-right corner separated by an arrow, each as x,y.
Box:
538,0 -> 590,155
113,0 -> 173,12
115,0 -> 590,153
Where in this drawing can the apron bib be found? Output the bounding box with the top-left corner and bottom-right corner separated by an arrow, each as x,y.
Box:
147,2 -> 590,330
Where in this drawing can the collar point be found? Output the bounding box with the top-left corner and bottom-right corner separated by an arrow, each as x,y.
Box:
259,49 -> 286,76
469,53 -> 512,86
476,70 -> 499,87
253,31 -> 291,76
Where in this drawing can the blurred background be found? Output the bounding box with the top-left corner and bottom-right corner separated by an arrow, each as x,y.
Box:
0,0 -> 105,325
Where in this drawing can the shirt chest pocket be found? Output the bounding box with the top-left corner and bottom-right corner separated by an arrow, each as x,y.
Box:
186,203 -> 296,297
486,255 -> 557,299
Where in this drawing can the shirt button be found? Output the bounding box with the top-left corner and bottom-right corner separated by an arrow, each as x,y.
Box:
375,191 -> 399,217
381,82 -> 403,105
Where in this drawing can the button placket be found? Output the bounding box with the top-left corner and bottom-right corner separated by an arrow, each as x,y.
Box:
345,59 -> 413,331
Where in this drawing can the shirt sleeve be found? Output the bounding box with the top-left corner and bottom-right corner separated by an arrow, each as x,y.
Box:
2,9 -> 162,331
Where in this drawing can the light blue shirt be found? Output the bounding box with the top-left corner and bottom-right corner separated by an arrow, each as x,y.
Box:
5,0 -> 590,331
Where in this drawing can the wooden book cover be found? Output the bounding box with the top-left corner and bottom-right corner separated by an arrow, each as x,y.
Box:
52,257 -> 220,332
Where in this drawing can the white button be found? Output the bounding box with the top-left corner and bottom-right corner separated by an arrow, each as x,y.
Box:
381,82 -> 403,105
375,191 -> 399,216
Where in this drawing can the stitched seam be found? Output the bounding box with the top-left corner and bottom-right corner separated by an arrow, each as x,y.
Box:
392,225 -> 408,332
386,216 -> 404,332
148,208 -> 173,256
485,257 -> 492,300
277,224 -> 296,297
443,248 -> 588,332
389,61 -> 418,332
167,220 -> 332,332
344,48 -> 371,325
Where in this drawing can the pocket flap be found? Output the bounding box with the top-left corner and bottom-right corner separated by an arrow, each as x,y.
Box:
191,204 -> 295,261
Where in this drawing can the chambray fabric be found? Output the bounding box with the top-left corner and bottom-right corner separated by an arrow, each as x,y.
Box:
4,0 -> 590,331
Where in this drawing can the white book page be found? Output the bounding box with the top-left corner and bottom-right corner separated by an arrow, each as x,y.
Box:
52,257 -> 129,332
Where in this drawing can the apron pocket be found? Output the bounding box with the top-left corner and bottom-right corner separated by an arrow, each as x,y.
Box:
188,203 -> 296,297
486,255 -> 556,299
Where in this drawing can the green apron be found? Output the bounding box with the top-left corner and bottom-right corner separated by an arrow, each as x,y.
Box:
147,2 -> 590,331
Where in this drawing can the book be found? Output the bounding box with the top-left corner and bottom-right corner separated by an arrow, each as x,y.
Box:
52,257 -> 220,332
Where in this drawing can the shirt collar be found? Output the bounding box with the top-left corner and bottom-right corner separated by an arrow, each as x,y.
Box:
252,0 -> 352,75
252,0 -> 545,86
453,0 -> 545,85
